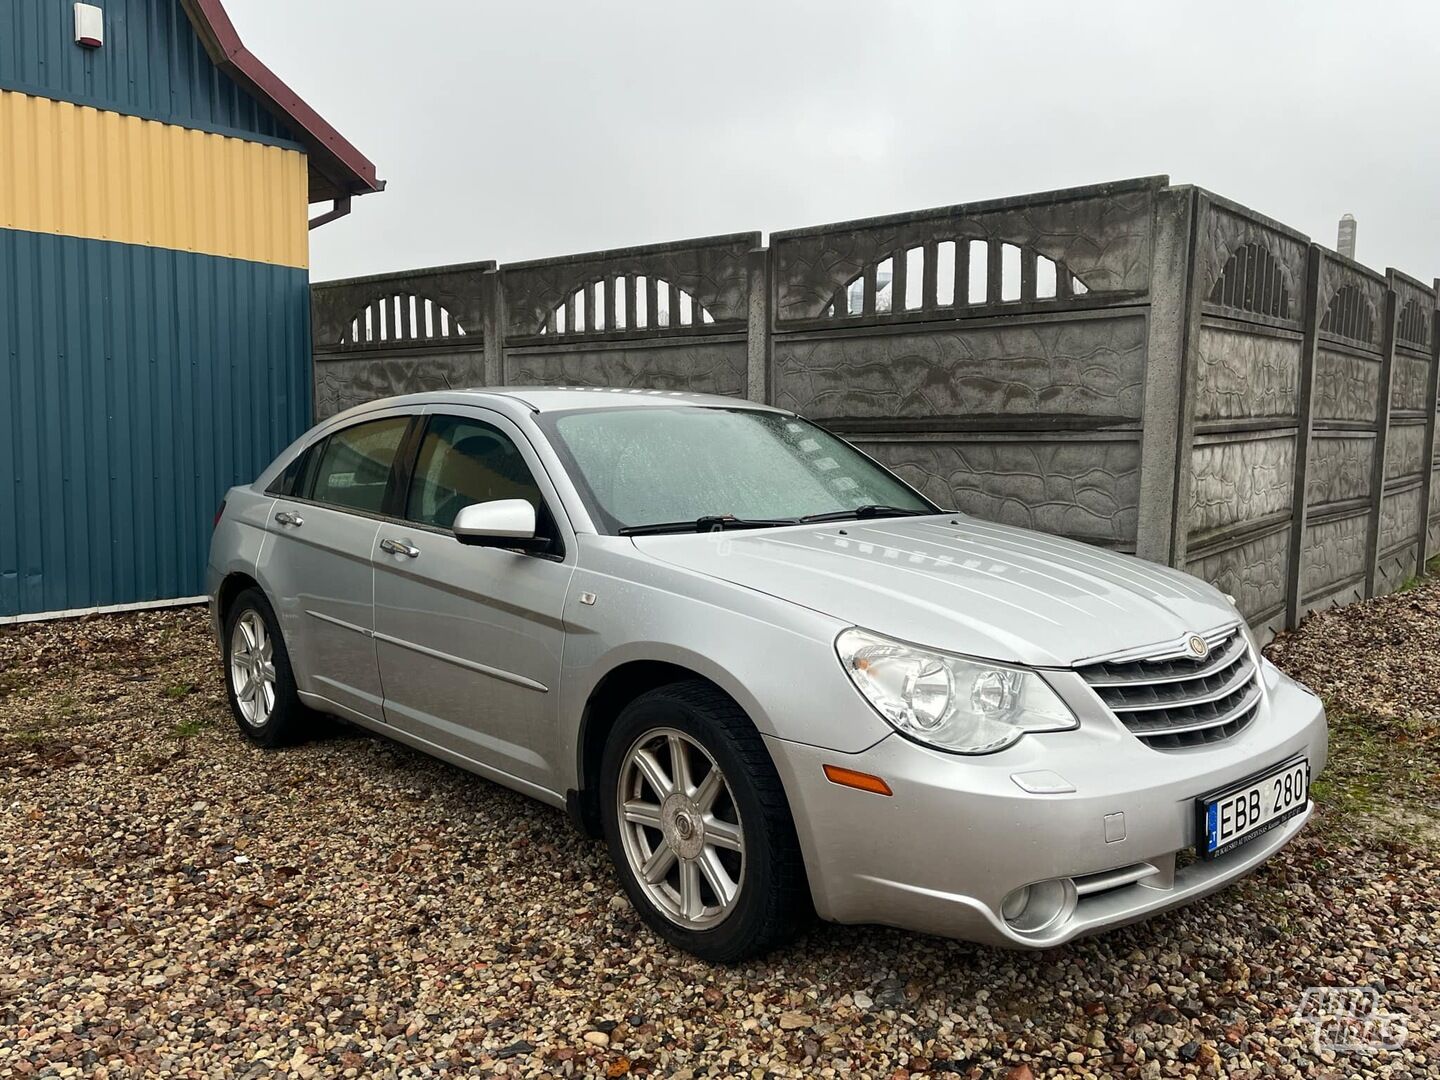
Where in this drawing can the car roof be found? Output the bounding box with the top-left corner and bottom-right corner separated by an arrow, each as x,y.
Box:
370,386 -> 789,415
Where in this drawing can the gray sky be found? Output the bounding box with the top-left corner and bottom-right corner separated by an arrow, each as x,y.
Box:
234,1 -> 1440,285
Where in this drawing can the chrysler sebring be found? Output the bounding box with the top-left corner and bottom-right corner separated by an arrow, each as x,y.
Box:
208,388 -> 1327,961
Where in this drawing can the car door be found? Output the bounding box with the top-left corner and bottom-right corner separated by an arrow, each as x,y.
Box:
257,411 -> 412,721
372,408 -> 575,796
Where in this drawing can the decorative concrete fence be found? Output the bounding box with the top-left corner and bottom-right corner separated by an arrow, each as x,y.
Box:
310,176 -> 1440,636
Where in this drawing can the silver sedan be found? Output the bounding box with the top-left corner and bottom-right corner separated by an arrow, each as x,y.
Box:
208,388 -> 1327,961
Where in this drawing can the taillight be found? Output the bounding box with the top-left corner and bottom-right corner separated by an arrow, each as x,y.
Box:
213,500 -> 227,530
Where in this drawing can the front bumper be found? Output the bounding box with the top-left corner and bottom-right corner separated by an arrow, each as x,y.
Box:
766,662 -> 1328,948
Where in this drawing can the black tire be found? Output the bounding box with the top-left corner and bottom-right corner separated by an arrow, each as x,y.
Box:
221,587 -> 311,748
599,680 -> 809,962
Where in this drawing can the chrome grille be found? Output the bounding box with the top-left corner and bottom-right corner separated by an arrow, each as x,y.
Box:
1077,626 -> 1261,750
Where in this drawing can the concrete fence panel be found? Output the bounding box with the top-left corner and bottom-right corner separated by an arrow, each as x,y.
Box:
499,233 -> 758,399
1179,195 -> 1310,636
311,261 -> 492,418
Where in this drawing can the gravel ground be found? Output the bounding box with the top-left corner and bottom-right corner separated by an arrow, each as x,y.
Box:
2,584 -> 1438,1078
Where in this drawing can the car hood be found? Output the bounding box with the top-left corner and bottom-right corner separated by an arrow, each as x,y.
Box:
632,515 -> 1241,667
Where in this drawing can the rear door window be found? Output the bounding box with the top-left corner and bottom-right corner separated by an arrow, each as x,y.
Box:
308,416 -> 410,515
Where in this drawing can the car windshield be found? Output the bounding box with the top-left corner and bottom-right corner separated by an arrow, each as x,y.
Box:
542,406 -> 936,533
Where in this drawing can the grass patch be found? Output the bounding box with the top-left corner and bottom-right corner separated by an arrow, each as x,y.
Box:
172,715 -> 210,738
5,728 -> 54,746
1311,705 -> 1440,845
37,694 -> 86,729
0,670 -> 29,698
1400,553 -> 1440,592
163,683 -> 197,700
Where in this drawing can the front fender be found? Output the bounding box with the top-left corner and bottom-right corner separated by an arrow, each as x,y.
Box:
554,536 -> 893,792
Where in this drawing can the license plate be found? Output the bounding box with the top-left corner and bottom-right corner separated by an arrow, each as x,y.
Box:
1197,756 -> 1310,859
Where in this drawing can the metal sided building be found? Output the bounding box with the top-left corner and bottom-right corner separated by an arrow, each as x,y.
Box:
0,0 -> 383,620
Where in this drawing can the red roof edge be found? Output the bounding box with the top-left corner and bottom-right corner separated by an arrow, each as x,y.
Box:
180,0 -> 384,201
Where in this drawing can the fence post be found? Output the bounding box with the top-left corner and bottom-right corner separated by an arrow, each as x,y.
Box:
1363,288 -> 1400,596
1417,280 -> 1440,577
481,268 -> 504,386
1135,186 -> 1199,566
746,245 -> 771,404
1284,245 -> 1323,628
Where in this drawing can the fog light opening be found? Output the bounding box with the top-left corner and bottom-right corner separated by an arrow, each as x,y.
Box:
1001,878 -> 1077,935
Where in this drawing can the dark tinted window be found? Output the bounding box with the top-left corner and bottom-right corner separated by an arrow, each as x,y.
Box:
405,415 -> 544,530
298,440 -> 327,500
266,445 -> 311,497
309,417 -> 410,514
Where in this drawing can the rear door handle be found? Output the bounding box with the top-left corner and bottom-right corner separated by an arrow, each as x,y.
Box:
380,537 -> 421,559
275,511 -> 304,527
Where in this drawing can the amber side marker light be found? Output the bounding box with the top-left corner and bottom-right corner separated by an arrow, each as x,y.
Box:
822,764 -> 893,796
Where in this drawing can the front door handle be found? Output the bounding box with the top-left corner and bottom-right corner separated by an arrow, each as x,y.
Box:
275,510 -> 304,527
380,537 -> 421,559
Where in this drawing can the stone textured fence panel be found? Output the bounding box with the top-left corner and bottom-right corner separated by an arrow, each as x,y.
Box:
499,233 -> 758,399
311,261 -> 491,417
1178,195 -> 1311,636
310,175 -> 1440,636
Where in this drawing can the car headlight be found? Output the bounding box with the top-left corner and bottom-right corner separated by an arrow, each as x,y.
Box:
836,627 -> 1077,754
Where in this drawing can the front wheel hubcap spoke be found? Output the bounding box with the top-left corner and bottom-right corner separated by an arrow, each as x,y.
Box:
623,800 -> 665,829
692,766 -> 723,812
698,846 -> 739,907
667,734 -> 694,796
702,815 -> 743,852
640,842 -> 678,884
633,748 -> 674,798
678,859 -> 704,920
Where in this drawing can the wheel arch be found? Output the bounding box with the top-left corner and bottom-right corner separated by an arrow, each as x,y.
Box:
568,656 -> 770,838
216,570 -> 262,625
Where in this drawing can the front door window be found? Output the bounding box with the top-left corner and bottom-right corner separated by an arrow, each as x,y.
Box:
405,415 -> 554,549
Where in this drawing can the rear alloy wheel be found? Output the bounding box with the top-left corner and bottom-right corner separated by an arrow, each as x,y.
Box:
230,610 -> 277,727
600,681 -> 808,962
222,587 -> 310,747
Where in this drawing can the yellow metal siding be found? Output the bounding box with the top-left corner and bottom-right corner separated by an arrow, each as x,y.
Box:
0,89 -> 308,269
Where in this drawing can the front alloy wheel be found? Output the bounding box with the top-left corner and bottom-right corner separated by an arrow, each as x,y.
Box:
599,681 -> 808,962
616,728 -> 746,930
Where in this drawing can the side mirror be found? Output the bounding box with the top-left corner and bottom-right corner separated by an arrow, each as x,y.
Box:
452,499 -> 545,550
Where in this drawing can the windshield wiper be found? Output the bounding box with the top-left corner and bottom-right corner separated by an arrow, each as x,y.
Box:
800,504 -> 936,524
619,515 -> 800,536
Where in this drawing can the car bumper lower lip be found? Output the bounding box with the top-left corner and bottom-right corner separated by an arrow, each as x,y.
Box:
842,803 -> 1312,948
765,672 -> 1328,948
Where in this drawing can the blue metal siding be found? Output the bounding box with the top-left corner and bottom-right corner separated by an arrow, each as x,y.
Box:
0,0 -> 295,144
0,227 -> 310,617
